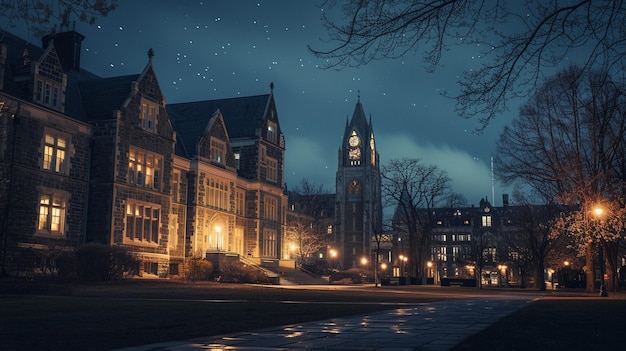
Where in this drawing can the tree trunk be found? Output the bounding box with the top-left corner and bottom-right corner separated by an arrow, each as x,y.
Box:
603,240 -> 620,292
585,241 -> 595,293
534,260 -> 545,291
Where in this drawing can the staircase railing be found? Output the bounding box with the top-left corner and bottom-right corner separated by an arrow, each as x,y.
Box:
239,256 -> 280,282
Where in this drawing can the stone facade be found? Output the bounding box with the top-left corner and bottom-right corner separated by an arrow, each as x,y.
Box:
335,100 -> 382,268
0,29 -> 286,277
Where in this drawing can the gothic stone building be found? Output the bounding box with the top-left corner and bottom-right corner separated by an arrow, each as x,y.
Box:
0,29 -> 286,277
335,100 -> 382,268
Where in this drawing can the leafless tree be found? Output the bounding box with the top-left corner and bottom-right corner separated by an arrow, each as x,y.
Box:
505,191 -> 566,291
496,65 -> 626,292
310,1 -> 626,129
1,0 -> 117,39
383,158 -> 452,282
286,179 -> 333,267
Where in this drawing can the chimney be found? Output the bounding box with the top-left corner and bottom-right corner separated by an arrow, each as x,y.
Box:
42,30 -> 85,71
502,194 -> 509,207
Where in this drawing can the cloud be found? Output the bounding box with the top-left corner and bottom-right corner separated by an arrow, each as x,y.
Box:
377,133 -> 494,205
284,135 -> 337,192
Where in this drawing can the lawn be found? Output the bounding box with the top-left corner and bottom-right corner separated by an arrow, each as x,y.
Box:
450,297 -> 626,351
2,278 -> 624,351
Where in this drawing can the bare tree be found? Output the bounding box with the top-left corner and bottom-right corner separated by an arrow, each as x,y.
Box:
310,1 -> 626,128
496,65 -> 626,292
286,179 -> 333,267
1,0 -> 117,38
506,191 -> 565,291
384,158 -> 452,283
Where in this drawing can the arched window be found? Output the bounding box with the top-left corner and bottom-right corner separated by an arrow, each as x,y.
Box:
348,179 -> 361,195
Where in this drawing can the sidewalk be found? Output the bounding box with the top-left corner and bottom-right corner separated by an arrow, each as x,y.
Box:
114,296 -> 535,351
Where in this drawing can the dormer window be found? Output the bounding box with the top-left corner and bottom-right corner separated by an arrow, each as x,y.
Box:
267,121 -> 277,144
210,138 -> 225,164
140,99 -> 158,132
33,49 -> 65,111
35,80 -> 62,109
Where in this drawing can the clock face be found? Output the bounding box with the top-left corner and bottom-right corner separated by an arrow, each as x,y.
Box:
349,135 -> 360,147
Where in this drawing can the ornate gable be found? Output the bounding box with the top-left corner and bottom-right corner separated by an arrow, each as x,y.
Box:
32,44 -> 67,111
197,110 -> 236,169
136,63 -> 164,105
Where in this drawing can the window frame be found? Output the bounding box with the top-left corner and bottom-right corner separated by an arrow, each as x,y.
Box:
124,201 -> 161,245
139,98 -> 158,132
42,132 -> 69,174
36,191 -> 67,236
128,146 -> 163,191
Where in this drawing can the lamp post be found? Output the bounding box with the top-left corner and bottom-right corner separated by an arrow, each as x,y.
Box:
329,249 -> 337,270
593,205 -> 608,297
427,261 -> 433,284
398,254 -> 408,277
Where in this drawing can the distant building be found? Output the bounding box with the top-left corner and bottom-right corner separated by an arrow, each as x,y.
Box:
390,195 -> 542,287
0,29 -> 285,277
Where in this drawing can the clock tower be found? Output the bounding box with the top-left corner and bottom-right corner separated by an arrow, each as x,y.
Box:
335,99 -> 382,268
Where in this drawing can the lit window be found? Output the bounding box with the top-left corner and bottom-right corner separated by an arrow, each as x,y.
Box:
234,153 -> 240,170
206,177 -> 229,210
482,215 -> 492,227
128,147 -> 162,190
43,133 -> 67,174
267,121 -> 277,143
37,193 -> 66,234
125,202 -> 160,243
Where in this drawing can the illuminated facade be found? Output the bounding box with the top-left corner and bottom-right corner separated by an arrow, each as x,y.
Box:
0,29 -> 286,277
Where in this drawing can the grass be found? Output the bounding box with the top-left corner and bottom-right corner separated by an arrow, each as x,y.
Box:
450,297 -> 626,351
2,277 -> 625,350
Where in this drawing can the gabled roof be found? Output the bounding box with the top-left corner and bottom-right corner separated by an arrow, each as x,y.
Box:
343,100 -> 372,144
79,74 -> 140,121
167,94 -> 270,157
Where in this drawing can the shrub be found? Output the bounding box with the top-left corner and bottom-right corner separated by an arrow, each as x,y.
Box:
186,258 -> 214,283
219,262 -> 271,284
329,268 -> 372,284
74,243 -> 138,281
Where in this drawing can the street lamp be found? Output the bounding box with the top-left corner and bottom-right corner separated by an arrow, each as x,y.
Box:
329,249 -> 338,270
593,205 -> 608,297
398,254 -> 408,277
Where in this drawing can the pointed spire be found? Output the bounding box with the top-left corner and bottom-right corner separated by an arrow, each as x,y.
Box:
147,48 -> 154,61
357,90 -> 361,103
270,81 -> 274,92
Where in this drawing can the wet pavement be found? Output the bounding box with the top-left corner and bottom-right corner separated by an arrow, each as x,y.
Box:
114,295 -> 535,351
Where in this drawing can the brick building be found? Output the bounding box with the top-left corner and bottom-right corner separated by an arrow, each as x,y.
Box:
0,29 -> 285,277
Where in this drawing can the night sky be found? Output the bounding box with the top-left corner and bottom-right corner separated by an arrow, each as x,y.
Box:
13,1 -> 524,207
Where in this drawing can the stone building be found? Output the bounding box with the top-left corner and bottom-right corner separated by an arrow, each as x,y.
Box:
0,29 -> 285,277
334,99 -> 382,268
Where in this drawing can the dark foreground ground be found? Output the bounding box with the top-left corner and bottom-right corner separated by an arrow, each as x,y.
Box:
2,278 -> 625,351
